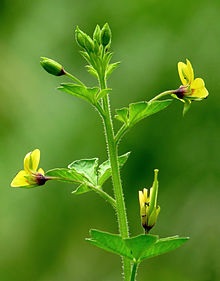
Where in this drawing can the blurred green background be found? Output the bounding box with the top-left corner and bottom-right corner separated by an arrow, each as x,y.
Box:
1,0 -> 220,280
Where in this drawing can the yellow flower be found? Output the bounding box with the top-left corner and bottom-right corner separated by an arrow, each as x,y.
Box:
139,169 -> 160,233
11,149 -> 47,188
176,59 -> 209,99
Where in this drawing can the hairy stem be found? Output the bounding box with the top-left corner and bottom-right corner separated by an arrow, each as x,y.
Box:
99,75 -> 131,280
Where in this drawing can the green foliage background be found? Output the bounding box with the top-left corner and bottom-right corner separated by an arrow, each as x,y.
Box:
1,0 -> 220,280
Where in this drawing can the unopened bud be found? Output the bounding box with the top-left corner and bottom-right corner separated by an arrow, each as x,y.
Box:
75,26 -> 94,52
93,24 -> 101,45
101,23 -> 111,47
40,57 -> 65,76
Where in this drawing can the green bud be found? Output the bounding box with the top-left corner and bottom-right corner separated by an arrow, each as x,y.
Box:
40,57 -> 65,76
101,23 -> 112,47
93,24 -> 101,44
84,34 -> 94,52
75,26 -> 87,49
75,26 -> 94,53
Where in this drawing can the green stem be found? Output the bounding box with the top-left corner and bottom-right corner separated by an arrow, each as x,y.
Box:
65,71 -> 85,86
130,262 -> 138,281
149,90 -> 174,102
115,124 -> 129,145
91,186 -> 116,208
99,75 -> 131,280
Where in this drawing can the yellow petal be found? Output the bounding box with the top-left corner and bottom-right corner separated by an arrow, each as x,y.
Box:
190,78 -> 209,98
139,190 -> 145,207
186,59 -> 194,83
37,168 -> 45,175
11,170 -> 30,187
178,59 -> 194,85
24,149 -> 40,172
24,151 -> 31,172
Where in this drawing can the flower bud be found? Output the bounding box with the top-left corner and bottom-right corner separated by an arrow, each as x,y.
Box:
101,23 -> 111,47
40,57 -> 65,76
75,26 -> 94,53
75,26 -> 86,48
93,24 -> 101,45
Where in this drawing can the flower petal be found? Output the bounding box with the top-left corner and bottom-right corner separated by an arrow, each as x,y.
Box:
11,170 -> 30,187
186,59 -> 194,84
37,168 -> 45,175
24,149 -> 40,172
190,78 -> 209,98
178,59 -> 194,85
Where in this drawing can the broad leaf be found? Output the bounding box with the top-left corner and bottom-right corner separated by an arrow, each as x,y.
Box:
86,229 -> 133,259
68,158 -> 99,186
87,230 -> 189,263
129,100 -> 173,127
140,235 -> 189,261
115,100 -> 173,127
124,234 -> 158,261
46,168 -> 86,183
98,152 -> 130,186
58,83 -> 99,104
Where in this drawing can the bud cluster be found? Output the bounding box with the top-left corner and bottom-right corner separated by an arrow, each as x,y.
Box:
75,23 -> 112,53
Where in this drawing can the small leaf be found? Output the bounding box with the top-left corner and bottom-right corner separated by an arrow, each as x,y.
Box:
68,158 -> 99,185
46,168 -> 85,183
182,98 -> 191,116
96,88 -> 111,101
106,62 -> 120,77
140,236 -> 189,261
124,234 -> 158,261
98,152 -> 130,186
72,183 -> 91,195
86,229 -> 133,259
86,65 -> 98,78
115,108 -> 129,124
58,83 -> 99,104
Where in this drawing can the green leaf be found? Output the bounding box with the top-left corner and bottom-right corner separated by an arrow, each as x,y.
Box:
115,100 -> 173,127
87,230 -> 189,263
140,236 -> 189,261
124,235 -> 158,261
85,65 -> 98,78
96,88 -> 111,101
45,168 -> 86,183
129,100 -> 173,127
98,152 -> 130,186
106,62 -> 120,77
86,229 -> 133,259
183,98 -> 191,116
115,107 -> 129,124
58,83 -> 99,104
72,183 -> 91,195
68,158 -> 99,186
